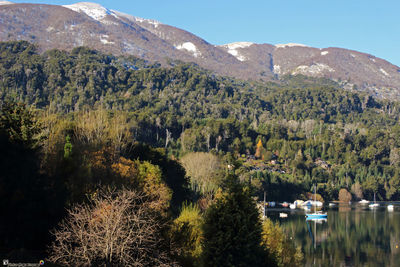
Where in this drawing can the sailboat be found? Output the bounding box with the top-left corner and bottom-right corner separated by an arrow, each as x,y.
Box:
306,185 -> 327,219
369,192 -> 379,208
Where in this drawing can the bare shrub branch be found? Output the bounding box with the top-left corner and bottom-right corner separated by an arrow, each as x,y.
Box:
48,189 -> 176,266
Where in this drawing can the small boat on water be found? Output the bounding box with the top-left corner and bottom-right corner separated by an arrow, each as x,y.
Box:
279,212 -> 288,218
306,211 -> 328,219
306,185 -> 327,220
359,199 -> 370,204
387,204 -> 394,211
329,203 -> 337,207
281,202 -> 289,208
369,193 -> 379,209
302,200 -> 323,207
289,203 -> 296,209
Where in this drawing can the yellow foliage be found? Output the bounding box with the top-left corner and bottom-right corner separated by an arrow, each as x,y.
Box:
180,152 -> 222,195
255,139 -> 264,159
257,139 -> 263,149
261,218 -> 303,267
111,157 -> 172,212
170,203 -> 203,263
111,157 -> 138,184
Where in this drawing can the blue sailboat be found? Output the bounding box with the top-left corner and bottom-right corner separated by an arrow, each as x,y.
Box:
306,185 -> 327,219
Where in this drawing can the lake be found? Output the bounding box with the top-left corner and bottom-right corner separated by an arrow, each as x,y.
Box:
267,203 -> 400,267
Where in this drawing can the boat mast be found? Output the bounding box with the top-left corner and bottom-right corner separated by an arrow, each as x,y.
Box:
314,184 -> 316,213
263,191 -> 266,219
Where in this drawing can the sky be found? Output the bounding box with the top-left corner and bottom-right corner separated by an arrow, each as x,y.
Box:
9,0 -> 400,67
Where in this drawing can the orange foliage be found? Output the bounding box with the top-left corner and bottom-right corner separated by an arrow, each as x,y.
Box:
255,139 -> 264,159
111,157 -> 171,213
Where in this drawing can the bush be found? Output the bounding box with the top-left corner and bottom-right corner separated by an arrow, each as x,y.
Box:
48,189 -> 175,266
338,188 -> 352,202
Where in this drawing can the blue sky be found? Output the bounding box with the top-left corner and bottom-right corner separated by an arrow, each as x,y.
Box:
10,0 -> 400,67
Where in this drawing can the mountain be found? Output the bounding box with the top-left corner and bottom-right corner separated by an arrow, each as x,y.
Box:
1,1 -> 400,98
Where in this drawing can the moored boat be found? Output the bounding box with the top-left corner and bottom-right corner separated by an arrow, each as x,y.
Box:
306,185 -> 328,220
306,211 -> 328,219
368,193 -> 379,209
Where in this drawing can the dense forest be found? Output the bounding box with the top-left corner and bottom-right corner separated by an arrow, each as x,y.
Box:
1,40 -> 400,266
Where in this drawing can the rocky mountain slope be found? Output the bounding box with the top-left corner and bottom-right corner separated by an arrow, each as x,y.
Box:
1,1 -> 400,98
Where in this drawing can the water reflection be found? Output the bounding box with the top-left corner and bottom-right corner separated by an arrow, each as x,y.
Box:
268,203 -> 400,267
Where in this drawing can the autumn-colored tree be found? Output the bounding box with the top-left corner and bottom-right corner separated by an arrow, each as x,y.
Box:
261,218 -> 303,267
338,188 -> 352,202
170,203 -> 203,266
73,108 -> 132,157
255,139 -> 264,159
180,152 -> 223,196
112,157 -> 172,213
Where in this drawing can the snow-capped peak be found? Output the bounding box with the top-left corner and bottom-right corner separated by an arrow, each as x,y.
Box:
0,1 -> 14,5
275,43 -> 309,48
220,42 -> 254,50
62,2 -> 115,21
112,10 -> 161,27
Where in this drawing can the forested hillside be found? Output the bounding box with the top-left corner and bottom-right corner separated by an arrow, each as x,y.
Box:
1,40 -> 400,265
2,41 -> 400,201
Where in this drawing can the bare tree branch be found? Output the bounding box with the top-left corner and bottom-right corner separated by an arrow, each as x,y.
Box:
48,189 -> 176,267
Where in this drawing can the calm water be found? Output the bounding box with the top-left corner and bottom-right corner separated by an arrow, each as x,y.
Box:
268,203 -> 400,267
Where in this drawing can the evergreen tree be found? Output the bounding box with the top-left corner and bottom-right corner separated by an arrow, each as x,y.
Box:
201,175 -> 271,266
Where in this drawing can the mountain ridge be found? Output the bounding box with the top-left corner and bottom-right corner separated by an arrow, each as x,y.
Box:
1,1 -> 400,98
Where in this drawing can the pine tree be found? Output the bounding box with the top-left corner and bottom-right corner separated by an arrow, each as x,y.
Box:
201,176 -> 270,266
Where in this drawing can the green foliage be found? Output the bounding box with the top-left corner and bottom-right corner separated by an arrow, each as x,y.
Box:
201,176 -> 268,267
2,40 -> 400,264
170,203 -> 203,266
0,103 -> 65,253
0,102 -> 42,148
63,134 -> 72,158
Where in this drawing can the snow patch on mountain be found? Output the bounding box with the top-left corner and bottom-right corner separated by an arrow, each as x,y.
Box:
133,16 -> 160,27
100,35 -> 114,45
221,42 -> 254,50
292,63 -> 335,76
219,42 -> 253,61
176,42 -> 201,57
273,65 -> 281,75
321,51 -> 329,56
112,10 -> 161,28
0,1 -> 14,5
275,43 -> 309,49
63,2 -> 116,21
226,49 -> 247,61
380,68 -> 389,77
